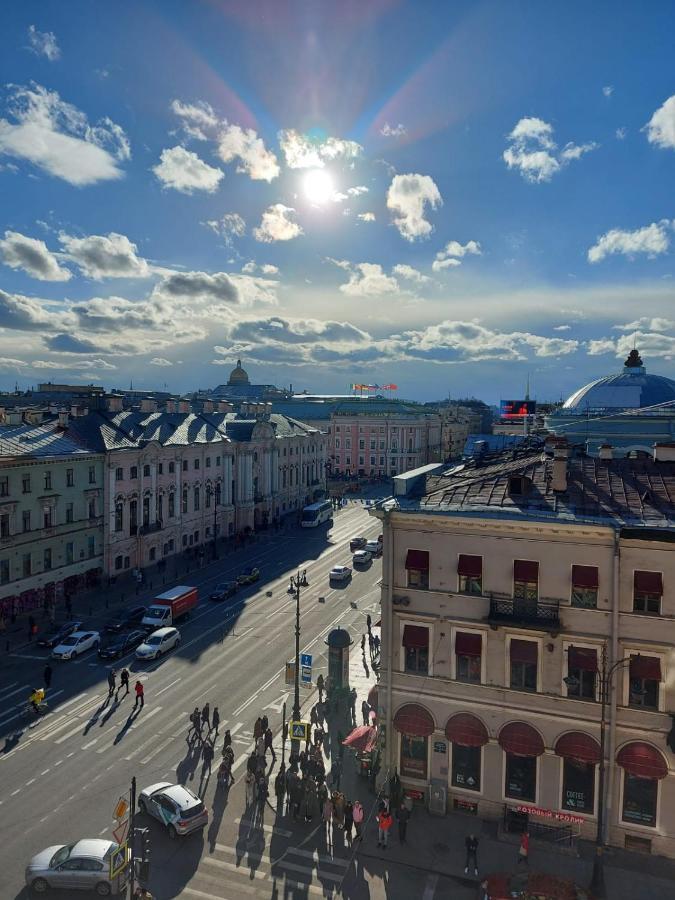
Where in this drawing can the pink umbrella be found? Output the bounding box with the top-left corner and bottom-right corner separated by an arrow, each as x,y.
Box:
342,724 -> 378,753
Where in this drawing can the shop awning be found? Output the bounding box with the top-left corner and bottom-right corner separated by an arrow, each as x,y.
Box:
510,639 -> 538,664
405,549 -> 429,571
445,713 -> 489,747
402,624 -> 429,649
568,647 -> 598,672
617,742 -> 668,780
514,560 -> 539,581
455,632 -> 482,656
342,725 -> 378,753
634,570 -> 663,595
457,554 -> 482,577
572,565 -> 598,589
393,703 -> 435,737
554,732 -> 601,764
498,722 -> 545,757
630,655 -> 662,681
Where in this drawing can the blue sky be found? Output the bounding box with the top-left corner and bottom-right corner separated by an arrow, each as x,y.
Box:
0,0 -> 674,403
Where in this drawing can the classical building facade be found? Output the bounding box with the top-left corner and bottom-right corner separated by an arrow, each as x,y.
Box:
0,418 -> 104,617
372,439 -> 675,857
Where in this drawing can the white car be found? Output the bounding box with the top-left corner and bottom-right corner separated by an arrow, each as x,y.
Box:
365,540 -> 382,558
138,782 -> 208,838
353,550 -> 372,566
329,565 -> 352,583
51,631 -> 100,660
135,626 -> 180,661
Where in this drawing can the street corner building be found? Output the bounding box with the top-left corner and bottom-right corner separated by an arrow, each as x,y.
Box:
371,436 -> 675,858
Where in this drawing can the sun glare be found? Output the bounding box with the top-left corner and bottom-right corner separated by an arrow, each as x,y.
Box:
303,168 -> 335,205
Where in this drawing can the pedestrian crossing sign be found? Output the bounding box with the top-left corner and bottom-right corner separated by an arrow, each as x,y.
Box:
109,841 -> 128,879
290,721 -> 309,741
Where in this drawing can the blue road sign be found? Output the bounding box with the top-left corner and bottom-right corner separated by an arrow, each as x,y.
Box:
301,665 -> 312,683
301,653 -> 312,667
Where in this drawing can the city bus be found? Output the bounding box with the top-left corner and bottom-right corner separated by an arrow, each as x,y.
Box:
301,500 -> 333,527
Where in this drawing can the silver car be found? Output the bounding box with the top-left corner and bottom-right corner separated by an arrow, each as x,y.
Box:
138,782 -> 208,838
25,839 -> 127,895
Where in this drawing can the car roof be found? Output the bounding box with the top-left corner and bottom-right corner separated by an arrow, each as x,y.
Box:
70,839 -> 115,859
164,784 -> 200,807
146,627 -> 176,638
69,631 -> 96,639
145,781 -> 172,796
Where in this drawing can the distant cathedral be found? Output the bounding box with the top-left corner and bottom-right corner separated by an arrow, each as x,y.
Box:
211,360 -> 290,401
227,359 -> 250,387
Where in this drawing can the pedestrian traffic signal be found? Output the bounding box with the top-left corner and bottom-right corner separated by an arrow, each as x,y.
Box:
134,827 -> 150,883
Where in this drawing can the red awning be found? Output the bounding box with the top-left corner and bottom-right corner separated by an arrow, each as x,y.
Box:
402,624 -> 429,649
498,722 -> 545,757
572,565 -> 598,589
510,639 -> 538,664
555,732 -> 601,764
342,725 -> 378,753
630,655 -> 662,681
455,632 -> 482,656
617,742 -> 668,780
405,549 -> 429,571
457,554 -> 482,577
393,703 -> 435,737
445,713 -> 489,747
367,684 -> 378,709
568,647 -> 598,672
634,570 -> 663,595
514,560 -> 539,581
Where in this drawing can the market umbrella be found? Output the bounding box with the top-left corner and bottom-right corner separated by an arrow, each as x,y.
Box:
342,724 -> 378,753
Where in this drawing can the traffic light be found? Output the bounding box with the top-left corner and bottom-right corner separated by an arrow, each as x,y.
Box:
133,827 -> 150,883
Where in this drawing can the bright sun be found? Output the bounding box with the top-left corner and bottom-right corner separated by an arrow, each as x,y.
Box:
303,168 -> 335,205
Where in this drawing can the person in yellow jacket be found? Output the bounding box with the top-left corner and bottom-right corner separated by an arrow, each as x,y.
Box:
29,687 -> 45,715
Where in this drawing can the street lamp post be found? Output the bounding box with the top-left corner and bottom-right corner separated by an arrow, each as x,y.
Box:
289,571 -> 302,763
212,488 -> 218,561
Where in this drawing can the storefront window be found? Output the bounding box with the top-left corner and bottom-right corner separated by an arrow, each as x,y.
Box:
452,744 -> 481,792
562,759 -> 595,813
400,734 -> 428,779
622,773 -> 657,827
505,753 -> 536,802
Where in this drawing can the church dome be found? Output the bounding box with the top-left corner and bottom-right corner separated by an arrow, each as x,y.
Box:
562,350 -> 675,414
227,359 -> 250,386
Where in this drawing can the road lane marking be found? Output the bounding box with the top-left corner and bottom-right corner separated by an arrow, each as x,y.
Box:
230,821 -> 292,838
140,735 -> 174,765
155,677 -> 181,697
422,873 -> 439,899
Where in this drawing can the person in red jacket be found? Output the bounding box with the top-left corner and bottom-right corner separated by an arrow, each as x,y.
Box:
376,807 -> 393,849
517,830 -> 529,866
134,680 -> 144,710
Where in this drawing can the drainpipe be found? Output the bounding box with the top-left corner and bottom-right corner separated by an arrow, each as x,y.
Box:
383,506 -> 395,781
605,528 -> 620,843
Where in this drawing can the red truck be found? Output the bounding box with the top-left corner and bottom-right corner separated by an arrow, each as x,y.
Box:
141,586 -> 198,630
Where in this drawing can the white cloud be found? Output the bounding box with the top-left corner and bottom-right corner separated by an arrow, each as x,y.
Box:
644,95 -> 675,150
253,204 -> 303,243
357,212 -> 376,222
503,116 -> 597,183
0,230 -> 71,281
203,213 -> 246,246
149,357 -> 173,367
27,25 -> 61,61
279,129 -> 362,169
612,317 -> 675,332
602,85 -> 614,98
170,99 -> 219,140
32,358 -> 117,371
152,146 -> 223,194
380,122 -> 407,138
348,185 -> 368,196
588,220 -> 671,263
553,324 -> 571,331
392,264 -> 430,284
218,125 -> 279,181
152,271 -> 240,305
431,257 -> 462,272
588,331 -> 675,360
59,231 -> 149,279
337,262 -> 400,297
0,84 -> 129,185
242,261 -> 279,275
615,126 -> 627,140
386,173 -> 442,242
432,239 -> 482,272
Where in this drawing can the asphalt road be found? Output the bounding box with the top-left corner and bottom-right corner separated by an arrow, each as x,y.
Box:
0,499 -> 451,900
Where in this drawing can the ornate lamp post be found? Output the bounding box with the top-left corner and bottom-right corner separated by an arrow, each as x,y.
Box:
289,571 -> 302,763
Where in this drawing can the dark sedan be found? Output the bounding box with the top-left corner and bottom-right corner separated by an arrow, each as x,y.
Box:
37,620 -> 83,649
104,605 -> 147,633
98,629 -> 146,660
209,582 -> 238,602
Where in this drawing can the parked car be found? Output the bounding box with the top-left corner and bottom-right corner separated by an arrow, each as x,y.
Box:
37,620 -> 83,649
25,839 -> 127,895
365,540 -> 382,558
135,627 -> 180,661
51,631 -> 100,660
352,549 -> 372,566
237,566 -> 260,585
209,581 -> 238,601
138,782 -> 208,838
98,630 -> 146,661
349,536 -> 367,551
104,606 -> 147,633
329,565 -> 352,583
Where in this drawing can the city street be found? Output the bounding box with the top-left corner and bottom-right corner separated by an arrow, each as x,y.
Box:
0,499 -> 412,899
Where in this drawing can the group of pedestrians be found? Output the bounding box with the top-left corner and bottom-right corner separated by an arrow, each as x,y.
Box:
464,829 -> 529,877
105,668 -> 144,708
189,702 -> 220,742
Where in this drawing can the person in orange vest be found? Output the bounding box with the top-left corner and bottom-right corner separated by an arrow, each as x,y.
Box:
376,805 -> 393,849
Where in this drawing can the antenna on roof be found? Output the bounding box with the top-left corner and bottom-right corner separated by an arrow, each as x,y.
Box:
525,371 -> 530,401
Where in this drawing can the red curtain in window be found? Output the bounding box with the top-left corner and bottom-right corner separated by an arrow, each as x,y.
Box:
457,554 -> 482,577
510,639 -> 538,664
634,571 -> 663,594
455,632 -> 482,656
405,550 -> 429,570
572,565 -> 598,588
514,560 -> 539,581
630,655 -> 662,681
402,624 -> 429,649
568,647 -> 598,672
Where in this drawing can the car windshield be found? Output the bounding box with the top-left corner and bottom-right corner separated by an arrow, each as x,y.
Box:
146,635 -> 162,645
50,845 -> 73,867
60,636 -> 79,646
181,801 -> 205,818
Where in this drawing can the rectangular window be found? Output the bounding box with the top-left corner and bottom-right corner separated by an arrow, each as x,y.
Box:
44,548 -> 52,570
0,559 -> 8,583
633,571 -> 662,615
130,466 -> 138,480
452,744 -> 481,792
629,655 -> 661,710
0,476 -> 8,496
88,499 -> 96,518
455,632 -> 482,683
22,552 -> 32,577
88,466 -> 96,484
505,753 -> 536,802
206,457 -> 211,468
168,493 -> 175,518
22,474 -> 31,493
379,456 -> 384,466
370,456 -> 375,466
359,439 -> 365,450
115,467 -> 123,481
169,462 -> 175,474
182,460 -> 188,472
510,639 -> 538,692
194,459 -> 200,470
158,463 -> 163,475
43,507 -> 52,528
115,504 -> 123,532
567,647 -> 597,700
216,456 -> 221,466
66,468 -> 74,487
403,624 -> 429,674
562,758 -> 596,814
370,439 -> 376,450
335,438 -> 341,449
182,489 -> 188,514
400,734 -> 428,780
65,542 -> 74,564
143,464 -> 150,477
194,486 -> 200,511
622,772 -> 657,827
405,549 -> 429,588
345,439 -> 351,450
379,441 -> 385,450
571,565 -> 599,608
115,555 -> 123,571
44,471 -> 52,490
22,510 -> 31,532
66,503 -> 74,524
514,560 -> 538,603
88,536 -> 95,558
458,555 -> 482,595
142,496 -> 150,527
0,514 -> 9,538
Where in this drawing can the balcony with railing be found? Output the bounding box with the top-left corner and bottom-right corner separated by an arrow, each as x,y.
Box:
487,592 -> 561,630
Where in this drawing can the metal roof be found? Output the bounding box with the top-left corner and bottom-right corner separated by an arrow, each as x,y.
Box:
0,419 -> 99,459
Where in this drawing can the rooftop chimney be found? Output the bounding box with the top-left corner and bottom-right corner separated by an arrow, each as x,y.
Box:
165,399 -> 176,413
217,400 -> 232,414
551,439 -> 569,493
6,410 -> 22,426
57,409 -> 69,430
202,399 -> 214,414
598,443 -> 613,462
106,394 -> 123,413
178,399 -> 191,414
653,443 -> 675,463
140,397 -> 157,413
